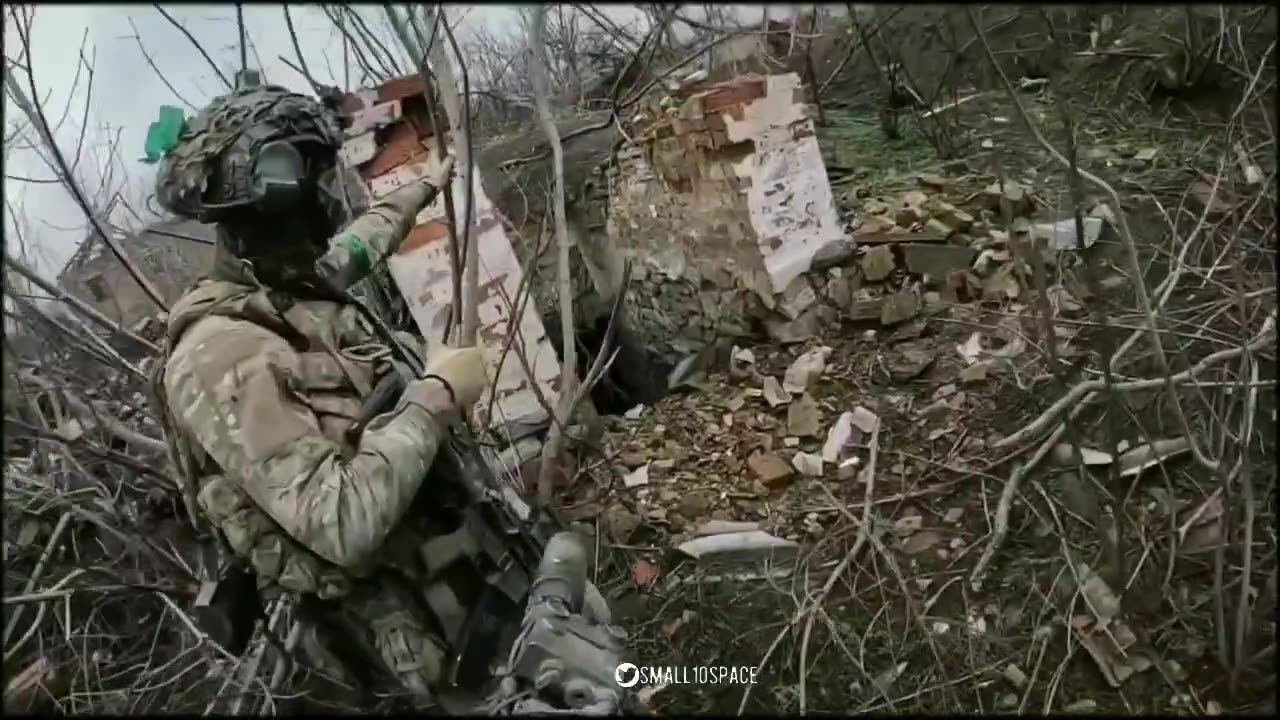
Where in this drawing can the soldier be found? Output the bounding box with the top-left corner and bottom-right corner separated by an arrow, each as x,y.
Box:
148,81 -> 489,707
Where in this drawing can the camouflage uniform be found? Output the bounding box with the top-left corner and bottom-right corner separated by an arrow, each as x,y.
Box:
151,84 -> 457,701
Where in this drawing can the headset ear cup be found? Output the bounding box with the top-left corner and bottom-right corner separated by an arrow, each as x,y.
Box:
253,140 -> 307,214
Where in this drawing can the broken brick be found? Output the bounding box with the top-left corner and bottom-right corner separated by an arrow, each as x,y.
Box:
749,452 -> 796,489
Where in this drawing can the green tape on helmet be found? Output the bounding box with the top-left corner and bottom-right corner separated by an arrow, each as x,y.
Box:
142,106 -> 187,164
341,233 -> 373,276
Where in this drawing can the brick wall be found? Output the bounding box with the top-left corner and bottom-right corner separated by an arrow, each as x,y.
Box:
606,72 -> 849,363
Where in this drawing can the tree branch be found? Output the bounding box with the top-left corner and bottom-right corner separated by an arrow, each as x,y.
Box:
153,4 -> 233,89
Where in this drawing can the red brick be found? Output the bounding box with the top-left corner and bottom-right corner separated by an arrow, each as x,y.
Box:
361,122 -> 428,179
702,79 -> 765,115
398,220 -> 450,254
377,74 -> 428,103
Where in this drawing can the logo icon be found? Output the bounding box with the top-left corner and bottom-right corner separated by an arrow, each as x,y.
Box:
614,662 -> 640,688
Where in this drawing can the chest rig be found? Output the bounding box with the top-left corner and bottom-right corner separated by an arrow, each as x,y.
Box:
155,266 -> 541,690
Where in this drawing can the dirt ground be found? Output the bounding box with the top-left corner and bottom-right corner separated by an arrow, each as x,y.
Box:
565,8 -> 1277,715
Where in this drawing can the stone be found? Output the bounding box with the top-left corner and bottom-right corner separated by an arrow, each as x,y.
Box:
822,411 -> 855,462
791,451 -> 824,477
924,218 -> 955,238
824,274 -> 852,310
901,244 -> 977,278
1004,664 -> 1028,688
764,308 -> 821,344
787,393 -> 822,437
778,276 -> 817,320
1033,216 -> 1103,251
982,263 -> 1021,301
678,492 -> 711,519
847,292 -> 884,322
762,376 -> 791,407
895,204 -> 925,227
849,406 -> 879,435
916,173 -> 956,193
623,463 -> 651,488
749,452 -> 795,488
605,506 -> 642,543
810,238 -> 858,271
944,507 -> 965,523
695,520 -> 760,536
926,200 -> 973,230
880,288 -> 921,326
675,530 -> 799,567
959,360 -> 993,384
783,347 -> 831,394
730,346 -> 757,380
860,245 -> 896,282
889,346 -> 935,382
837,457 -> 861,479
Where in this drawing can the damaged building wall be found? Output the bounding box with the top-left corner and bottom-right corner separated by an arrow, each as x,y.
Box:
607,72 -> 849,365
338,75 -> 563,439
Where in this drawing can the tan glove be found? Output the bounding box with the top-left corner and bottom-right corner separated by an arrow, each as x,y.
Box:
423,153 -> 456,190
402,344 -> 488,414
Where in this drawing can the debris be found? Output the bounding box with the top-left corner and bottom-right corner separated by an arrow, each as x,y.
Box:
889,346 -> 935,382
778,276 -> 818,319
783,347 -> 832,394
880,288 -> 921,326
1117,437 -> 1192,477
605,506 -> 642,543
895,203 -> 925,228
725,392 -> 747,412
959,360 -> 993,384
894,514 -> 924,535
861,244 -> 897,282
822,411 -> 854,462
902,530 -> 942,555
997,693 -> 1019,710
1134,147 -> 1157,162
925,200 -> 973,230
784,436 -> 801,447
762,376 -> 791,408
749,452 -> 795,488
872,661 -> 908,694
791,451 -> 824,477
849,406 -> 879,435
1047,285 -> 1085,316
1051,444 -> 1114,466
730,346 -> 757,380
695,520 -> 760,536
1190,181 -> 1232,217
1003,664 -> 1028,688
982,262 -> 1021,301
623,463 -> 651,488
901,243 -> 976,278
1024,211 -> 1105,251
1076,563 -> 1121,625
837,456 -> 861,480
916,173 -> 956,193
932,621 -> 952,635
944,507 -> 965,524
786,394 -> 822,437
924,218 -> 955,238
980,138 -> 994,149
632,558 -> 659,587
624,404 -> 646,420
1064,699 -> 1097,713
957,332 -> 984,365
675,530 -> 799,566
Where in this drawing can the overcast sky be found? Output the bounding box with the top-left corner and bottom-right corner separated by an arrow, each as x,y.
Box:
2,3 -> 821,281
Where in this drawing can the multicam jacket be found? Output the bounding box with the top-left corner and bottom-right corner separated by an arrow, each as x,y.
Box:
155,180 -> 443,599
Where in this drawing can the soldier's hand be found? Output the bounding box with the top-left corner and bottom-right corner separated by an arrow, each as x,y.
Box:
425,153 -> 456,190
423,343 -> 488,410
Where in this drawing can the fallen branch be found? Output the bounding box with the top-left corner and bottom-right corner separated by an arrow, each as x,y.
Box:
2,252 -> 159,354
530,4 -> 579,509
738,415 -> 880,715
996,313 -> 1276,451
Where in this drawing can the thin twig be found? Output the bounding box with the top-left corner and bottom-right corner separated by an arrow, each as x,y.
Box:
153,4 -> 232,89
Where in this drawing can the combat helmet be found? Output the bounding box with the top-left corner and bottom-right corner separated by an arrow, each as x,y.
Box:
152,81 -> 344,223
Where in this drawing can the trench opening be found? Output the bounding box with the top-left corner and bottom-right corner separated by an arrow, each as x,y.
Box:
542,310 -> 671,417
